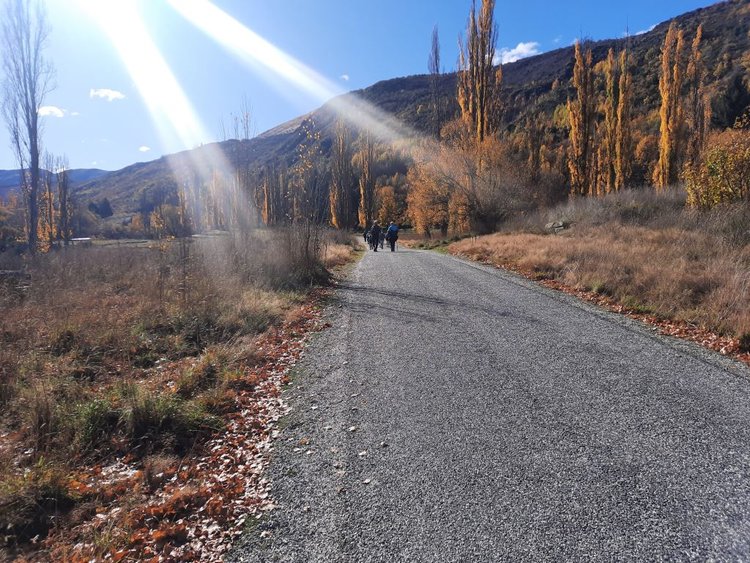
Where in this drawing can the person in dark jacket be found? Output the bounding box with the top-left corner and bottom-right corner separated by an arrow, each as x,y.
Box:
385,221 -> 399,252
369,221 -> 382,252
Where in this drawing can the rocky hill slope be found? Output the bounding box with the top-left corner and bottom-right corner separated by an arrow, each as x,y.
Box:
63,0 -> 750,219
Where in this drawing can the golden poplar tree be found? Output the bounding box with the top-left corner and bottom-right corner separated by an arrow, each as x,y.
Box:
38,166 -> 56,250
567,41 -> 595,196
602,48 -> 618,194
601,47 -> 633,192
685,24 -> 709,170
655,22 -> 686,189
457,0 -> 500,143
615,49 -> 633,190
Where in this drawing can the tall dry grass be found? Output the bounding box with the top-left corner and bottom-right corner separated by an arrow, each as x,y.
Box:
0,226 -> 353,547
452,189 -> 750,339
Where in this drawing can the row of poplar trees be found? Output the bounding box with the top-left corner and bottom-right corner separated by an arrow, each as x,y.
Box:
257,119 -> 379,231
568,22 -> 708,197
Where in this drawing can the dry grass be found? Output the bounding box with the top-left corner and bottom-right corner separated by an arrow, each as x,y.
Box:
323,242 -> 359,269
452,190 -> 750,339
0,226 -> 353,550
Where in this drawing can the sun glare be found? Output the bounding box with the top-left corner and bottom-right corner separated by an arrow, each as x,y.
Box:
75,0 -> 209,153
166,0 -> 425,148
75,0 -> 254,236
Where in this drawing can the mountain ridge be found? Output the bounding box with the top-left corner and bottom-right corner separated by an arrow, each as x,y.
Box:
7,1 -> 749,224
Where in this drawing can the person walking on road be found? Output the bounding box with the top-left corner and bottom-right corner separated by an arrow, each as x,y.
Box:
369,221 -> 382,252
385,221 -> 399,252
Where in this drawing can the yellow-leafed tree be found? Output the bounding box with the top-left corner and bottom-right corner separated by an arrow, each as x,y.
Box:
654,22 -> 686,189
457,0 -> 500,143
568,41 -> 595,196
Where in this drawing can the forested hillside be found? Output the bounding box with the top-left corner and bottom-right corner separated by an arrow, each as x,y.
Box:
3,0 -> 748,239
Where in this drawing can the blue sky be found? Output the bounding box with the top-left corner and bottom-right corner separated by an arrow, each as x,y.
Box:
0,0 -> 717,171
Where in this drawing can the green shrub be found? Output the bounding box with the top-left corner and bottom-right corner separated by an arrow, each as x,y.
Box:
74,398 -> 119,452
120,388 -> 221,455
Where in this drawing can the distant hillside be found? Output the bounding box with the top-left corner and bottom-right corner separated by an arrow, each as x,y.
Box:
74,0 -> 750,219
0,168 -> 110,200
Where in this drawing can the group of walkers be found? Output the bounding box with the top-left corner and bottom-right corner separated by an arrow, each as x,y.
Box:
364,221 -> 399,252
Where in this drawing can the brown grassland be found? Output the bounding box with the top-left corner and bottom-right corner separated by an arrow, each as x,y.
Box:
450,189 -> 750,359
0,229 -> 358,561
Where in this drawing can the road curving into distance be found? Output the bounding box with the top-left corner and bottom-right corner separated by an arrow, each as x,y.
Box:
229,248 -> 750,562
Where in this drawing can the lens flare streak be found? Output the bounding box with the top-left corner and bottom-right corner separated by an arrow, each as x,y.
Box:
167,0 -> 428,148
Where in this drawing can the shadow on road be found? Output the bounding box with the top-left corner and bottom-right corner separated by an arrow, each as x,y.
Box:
337,282 -> 528,322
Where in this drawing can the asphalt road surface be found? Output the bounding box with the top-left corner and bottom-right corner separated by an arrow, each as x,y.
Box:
229,248 -> 750,562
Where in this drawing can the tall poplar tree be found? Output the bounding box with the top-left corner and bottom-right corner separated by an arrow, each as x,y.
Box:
457,0 -> 500,143
357,132 -> 375,229
615,49 -> 633,190
654,22 -> 685,189
602,48 -> 618,194
329,121 -> 355,229
1,0 -> 54,254
428,25 -> 442,139
685,24 -> 709,170
567,41 -> 595,196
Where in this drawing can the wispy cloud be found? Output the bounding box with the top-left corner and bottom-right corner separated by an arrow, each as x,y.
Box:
633,24 -> 656,36
340,74 -> 350,82
70,111 -> 80,116
495,41 -> 541,64
90,88 -> 125,102
38,105 -> 65,118
552,35 -> 563,45
138,145 -> 151,152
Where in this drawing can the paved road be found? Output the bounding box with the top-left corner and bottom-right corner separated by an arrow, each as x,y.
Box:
229,248 -> 750,562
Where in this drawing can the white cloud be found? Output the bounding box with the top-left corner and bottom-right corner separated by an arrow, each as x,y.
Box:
89,88 -> 125,102
70,111 -> 80,116
340,74 -> 350,81
634,24 -> 656,36
38,105 -> 65,118
495,41 -> 542,64
138,146 -> 151,152
552,35 -> 563,45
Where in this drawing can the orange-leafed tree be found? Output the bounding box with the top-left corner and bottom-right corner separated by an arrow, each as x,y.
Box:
457,0 -> 500,143
615,50 -> 633,190
654,22 -> 686,189
684,24 -> 710,171
567,41 -> 595,196
406,160 -> 450,237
